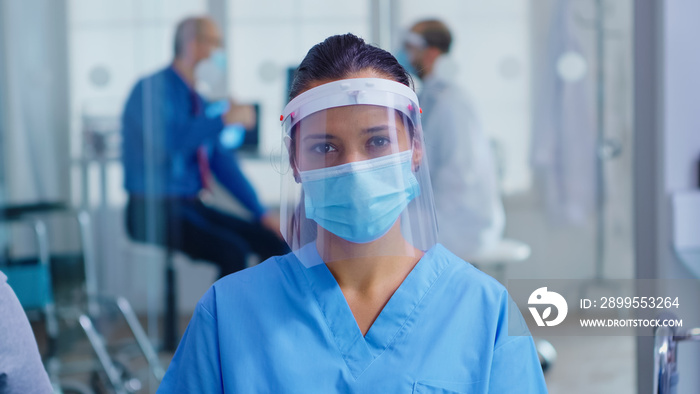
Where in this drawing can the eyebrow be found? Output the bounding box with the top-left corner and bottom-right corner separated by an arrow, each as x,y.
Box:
364,125 -> 392,134
301,125 -> 395,142
302,134 -> 337,142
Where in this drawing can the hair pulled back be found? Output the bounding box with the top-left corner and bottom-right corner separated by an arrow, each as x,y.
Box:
288,33 -> 412,101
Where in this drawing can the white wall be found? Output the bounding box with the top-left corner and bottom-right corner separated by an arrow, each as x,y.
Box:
1,0 -> 70,204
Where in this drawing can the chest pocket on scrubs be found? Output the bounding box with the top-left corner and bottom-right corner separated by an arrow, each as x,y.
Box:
413,380 -> 486,394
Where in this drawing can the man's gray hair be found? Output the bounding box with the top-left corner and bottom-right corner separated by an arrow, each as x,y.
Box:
173,17 -> 207,58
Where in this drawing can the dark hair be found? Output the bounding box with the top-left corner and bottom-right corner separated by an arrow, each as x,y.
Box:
288,33 -> 412,102
414,19 -> 452,54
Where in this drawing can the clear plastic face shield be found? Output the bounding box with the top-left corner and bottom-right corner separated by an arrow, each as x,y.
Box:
280,78 -> 438,266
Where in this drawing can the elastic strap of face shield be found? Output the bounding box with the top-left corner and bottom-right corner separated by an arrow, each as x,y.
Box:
403,31 -> 427,49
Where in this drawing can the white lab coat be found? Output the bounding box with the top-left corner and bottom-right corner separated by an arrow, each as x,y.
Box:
419,56 -> 505,257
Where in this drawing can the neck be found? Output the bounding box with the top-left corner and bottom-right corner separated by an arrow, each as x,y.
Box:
172,57 -> 197,87
421,54 -> 454,82
319,221 -> 422,292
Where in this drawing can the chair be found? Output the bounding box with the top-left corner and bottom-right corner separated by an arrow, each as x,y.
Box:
0,202 -> 165,392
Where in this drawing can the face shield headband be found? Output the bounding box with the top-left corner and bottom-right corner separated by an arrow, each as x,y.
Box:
281,78 -> 422,136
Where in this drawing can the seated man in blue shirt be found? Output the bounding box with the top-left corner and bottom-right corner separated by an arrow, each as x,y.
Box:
121,16 -> 288,277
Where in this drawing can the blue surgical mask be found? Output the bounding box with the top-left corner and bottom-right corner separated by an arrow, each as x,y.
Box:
210,48 -> 227,71
300,150 -> 420,244
195,51 -> 227,98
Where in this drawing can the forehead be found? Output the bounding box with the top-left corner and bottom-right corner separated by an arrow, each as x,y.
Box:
298,105 -> 404,130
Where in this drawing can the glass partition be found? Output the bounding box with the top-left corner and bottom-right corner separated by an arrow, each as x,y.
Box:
1,0 -> 637,392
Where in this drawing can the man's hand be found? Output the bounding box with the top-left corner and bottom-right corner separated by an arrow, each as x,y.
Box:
223,101 -> 256,129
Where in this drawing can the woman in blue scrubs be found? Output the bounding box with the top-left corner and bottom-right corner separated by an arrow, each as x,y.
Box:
158,33 -> 548,393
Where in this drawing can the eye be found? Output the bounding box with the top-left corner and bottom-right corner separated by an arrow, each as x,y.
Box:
310,142 -> 337,154
367,136 -> 392,150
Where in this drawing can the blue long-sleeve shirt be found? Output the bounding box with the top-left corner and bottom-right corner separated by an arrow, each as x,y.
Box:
121,66 -> 266,219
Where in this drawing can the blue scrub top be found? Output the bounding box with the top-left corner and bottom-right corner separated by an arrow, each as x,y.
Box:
158,243 -> 547,393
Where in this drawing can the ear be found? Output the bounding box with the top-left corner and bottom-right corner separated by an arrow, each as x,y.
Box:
411,138 -> 423,172
284,135 -> 302,183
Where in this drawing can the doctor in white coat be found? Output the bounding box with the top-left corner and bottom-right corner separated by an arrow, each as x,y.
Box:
399,19 -> 505,257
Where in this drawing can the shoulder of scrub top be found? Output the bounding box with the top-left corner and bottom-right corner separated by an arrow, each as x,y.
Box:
430,244 -> 532,338
196,252 -> 298,317
431,243 -> 507,297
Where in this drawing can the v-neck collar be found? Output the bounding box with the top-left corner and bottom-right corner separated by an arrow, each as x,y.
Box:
293,242 -> 453,380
